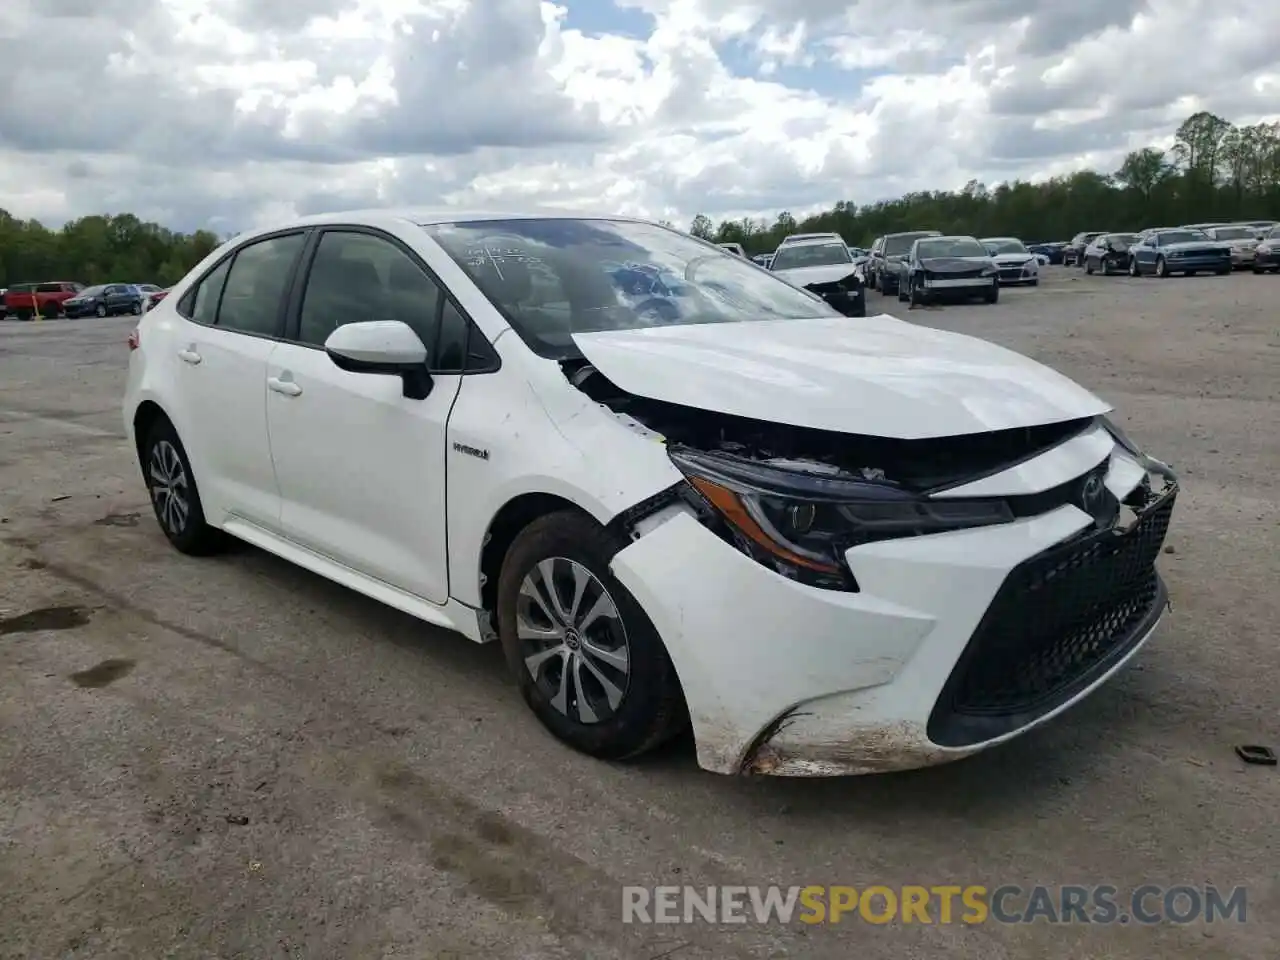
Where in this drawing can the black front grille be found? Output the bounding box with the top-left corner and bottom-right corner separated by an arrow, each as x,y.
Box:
927,489 -> 1175,747
927,268 -> 985,280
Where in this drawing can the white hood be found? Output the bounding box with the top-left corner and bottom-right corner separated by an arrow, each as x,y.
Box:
771,264 -> 860,286
571,315 -> 1109,440
991,252 -> 1037,265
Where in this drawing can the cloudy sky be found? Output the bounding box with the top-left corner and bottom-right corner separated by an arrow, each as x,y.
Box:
1,0 -> 1278,233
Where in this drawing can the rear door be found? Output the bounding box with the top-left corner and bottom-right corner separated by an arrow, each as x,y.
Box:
169,230 -> 306,529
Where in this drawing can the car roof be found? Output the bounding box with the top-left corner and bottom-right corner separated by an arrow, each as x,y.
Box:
920,235 -> 980,243
776,236 -> 848,249
981,236 -> 1022,242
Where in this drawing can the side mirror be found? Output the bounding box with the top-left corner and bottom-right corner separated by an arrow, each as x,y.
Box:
324,320 -> 433,400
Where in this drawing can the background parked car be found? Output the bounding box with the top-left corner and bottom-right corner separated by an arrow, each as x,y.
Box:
897,235 -> 1000,306
1063,232 -> 1106,266
1243,220 -> 1277,240
867,230 -> 942,295
1252,225 -> 1280,273
1027,241 -> 1066,264
3,281 -> 84,320
768,236 -> 866,317
1083,233 -> 1141,275
1127,229 -> 1231,277
980,237 -> 1040,285
1201,225 -> 1259,269
717,242 -> 746,257
62,283 -> 148,318
144,287 -> 173,311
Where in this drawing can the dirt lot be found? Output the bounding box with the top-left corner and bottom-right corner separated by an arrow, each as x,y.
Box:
1,267 -> 1277,959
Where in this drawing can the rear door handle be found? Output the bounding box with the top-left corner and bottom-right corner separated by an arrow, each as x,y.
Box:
178,349 -> 202,365
267,376 -> 302,397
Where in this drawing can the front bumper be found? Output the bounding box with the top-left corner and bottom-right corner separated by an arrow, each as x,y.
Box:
996,262 -> 1038,283
1166,254 -> 1230,271
925,276 -> 994,290
610,441 -> 1174,776
1228,248 -> 1256,266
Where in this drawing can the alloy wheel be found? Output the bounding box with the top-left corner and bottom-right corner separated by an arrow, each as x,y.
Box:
148,439 -> 190,536
516,557 -> 631,725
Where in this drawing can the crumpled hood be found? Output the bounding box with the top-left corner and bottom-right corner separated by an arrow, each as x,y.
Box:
571,314 -> 1110,440
771,264 -> 861,287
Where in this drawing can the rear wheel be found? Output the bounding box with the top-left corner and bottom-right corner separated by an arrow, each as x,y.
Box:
141,418 -> 225,555
496,511 -> 686,761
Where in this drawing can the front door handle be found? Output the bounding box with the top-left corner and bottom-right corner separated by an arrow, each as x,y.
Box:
267,376 -> 302,397
178,349 -> 202,365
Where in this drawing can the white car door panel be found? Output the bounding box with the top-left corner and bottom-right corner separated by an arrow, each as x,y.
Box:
264,227 -> 468,606
179,325 -> 281,528
266,345 -> 460,604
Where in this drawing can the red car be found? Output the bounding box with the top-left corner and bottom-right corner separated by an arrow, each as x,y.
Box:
143,287 -> 171,311
4,281 -> 85,320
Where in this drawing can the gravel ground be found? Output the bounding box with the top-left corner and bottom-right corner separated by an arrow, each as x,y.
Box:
1,266 -> 1277,959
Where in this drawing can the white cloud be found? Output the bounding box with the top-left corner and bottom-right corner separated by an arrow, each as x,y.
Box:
0,0 -> 1277,233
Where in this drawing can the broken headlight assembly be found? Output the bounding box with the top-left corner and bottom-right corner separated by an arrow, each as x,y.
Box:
669,447 -> 1015,591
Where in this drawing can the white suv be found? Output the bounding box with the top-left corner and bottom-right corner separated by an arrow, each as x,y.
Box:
124,209 -> 1179,776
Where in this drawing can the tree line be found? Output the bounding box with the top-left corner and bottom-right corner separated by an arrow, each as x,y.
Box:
2,111 -> 1277,286
0,211 -> 222,288
689,111 -> 1280,254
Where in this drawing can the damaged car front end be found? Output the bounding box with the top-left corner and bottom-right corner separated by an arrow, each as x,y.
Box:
420,215 -> 1177,778
768,238 -> 866,317
559,315 -> 1177,777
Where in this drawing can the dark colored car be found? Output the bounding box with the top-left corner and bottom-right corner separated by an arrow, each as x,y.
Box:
62,283 -> 147,318
1252,225 -> 1280,274
3,281 -> 85,320
1082,233 -> 1141,275
897,235 -> 1000,306
1027,242 -> 1066,264
867,230 -> 942,295
1063,232 -> 1106,267
1126,230 -> 1231,277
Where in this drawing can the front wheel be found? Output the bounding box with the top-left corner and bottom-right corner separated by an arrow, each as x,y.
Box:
984,279 -> 999,303
95,304 -> 107,318
496,511 -> 687,761
909,276 -> 928,307
1128,258 -> 1139,277
1155,256 -> 1169,278
1085,259 -> 1095,275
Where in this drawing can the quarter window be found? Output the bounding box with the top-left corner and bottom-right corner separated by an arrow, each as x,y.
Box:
216,233 -> 305,336
191,259 -> 231,325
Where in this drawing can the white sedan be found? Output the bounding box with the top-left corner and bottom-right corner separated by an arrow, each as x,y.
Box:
123,208 -> 1179,777
981,237 -> 1042,285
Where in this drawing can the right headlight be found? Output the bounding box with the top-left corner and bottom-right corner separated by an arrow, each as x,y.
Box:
669,447 -> 1015,591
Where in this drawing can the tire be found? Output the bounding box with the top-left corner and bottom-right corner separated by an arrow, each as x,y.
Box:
1029,277 -> 1039,287
984,279 -> 999,304
496,510 -> 687,761
1216,266 -> 1230,275
141,418 -> 225,555
909,275 -> 927,307
1085,259 -> 1095,275
897,280 -> 908,302
1155,256 -> 1168,278
1128,258 -> 1139,277
40,303 -> 61,319
131,301 -> 142,315
95,304 -> 107,318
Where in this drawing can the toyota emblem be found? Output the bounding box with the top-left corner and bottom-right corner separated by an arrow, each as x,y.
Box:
1080,473 -> 1104,510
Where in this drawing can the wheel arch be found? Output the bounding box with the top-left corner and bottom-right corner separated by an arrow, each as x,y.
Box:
477,492 -> 599,619
131,399 -> 174,464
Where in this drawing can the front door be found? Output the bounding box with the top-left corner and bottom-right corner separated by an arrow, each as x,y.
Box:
265,228 -> 461,605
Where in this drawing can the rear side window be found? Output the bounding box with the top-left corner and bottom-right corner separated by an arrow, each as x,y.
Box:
35,283 -> 62,293
216,233 -> 305,336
